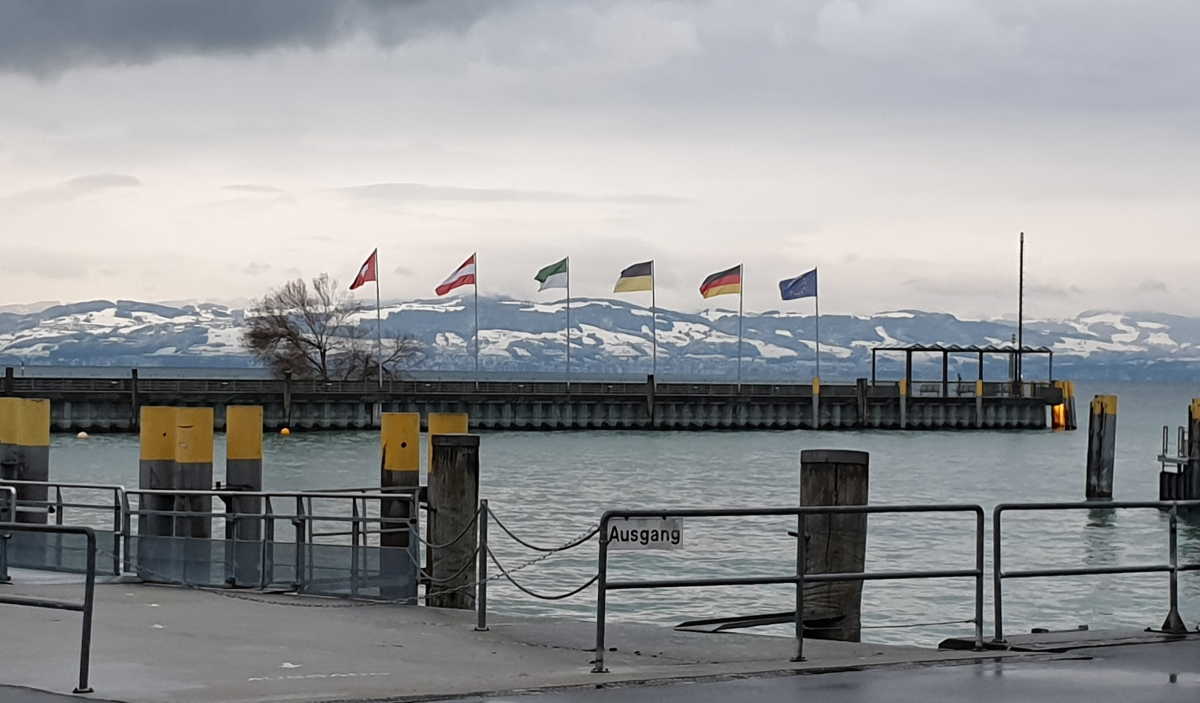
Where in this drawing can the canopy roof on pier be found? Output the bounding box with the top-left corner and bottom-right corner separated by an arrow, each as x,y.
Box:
869,344 -> 1054,385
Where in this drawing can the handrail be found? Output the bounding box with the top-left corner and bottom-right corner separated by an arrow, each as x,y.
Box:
1,480 -> 126,575
593,503 -> 985,673
0,524 -> 97,693
0,486 -> 15,524
992,500 -> 1200,642
128,489 -> 415,500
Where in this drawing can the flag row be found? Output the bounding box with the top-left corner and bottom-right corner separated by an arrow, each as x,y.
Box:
361,253 -> 818,302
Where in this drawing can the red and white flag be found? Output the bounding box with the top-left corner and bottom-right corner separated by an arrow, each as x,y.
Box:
349,249 -> 378,291
435,254 -> 477,296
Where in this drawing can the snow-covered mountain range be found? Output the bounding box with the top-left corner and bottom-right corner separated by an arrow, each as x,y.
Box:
2,297 -> 1199,381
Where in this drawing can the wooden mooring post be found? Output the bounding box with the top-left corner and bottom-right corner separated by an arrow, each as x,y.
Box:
800,449 -> 868,642
1085,395 -> 1117,501
427,433 -> 480,609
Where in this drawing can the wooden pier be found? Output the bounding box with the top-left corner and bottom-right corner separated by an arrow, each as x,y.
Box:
1,367 -> 1075,432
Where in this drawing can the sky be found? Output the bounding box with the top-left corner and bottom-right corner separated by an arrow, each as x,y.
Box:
1,0 -> 1198,320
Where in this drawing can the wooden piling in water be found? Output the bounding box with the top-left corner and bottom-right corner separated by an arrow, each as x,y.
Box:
800,449 -> 868,642
427,433 -> 480,610
1085,395 -> 1117,501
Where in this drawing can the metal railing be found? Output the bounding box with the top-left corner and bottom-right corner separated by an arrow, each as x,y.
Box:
593,504 -> 985,673
124,489 -> 421,597
0,524 -> 97,694
0,480 -> 127,575
992,500 -> 1200,642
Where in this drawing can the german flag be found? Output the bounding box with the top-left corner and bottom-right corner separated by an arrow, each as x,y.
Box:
699,264 -> 742,298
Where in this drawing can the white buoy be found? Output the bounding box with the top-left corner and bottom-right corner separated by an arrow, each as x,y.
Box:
77,431 -> 89,440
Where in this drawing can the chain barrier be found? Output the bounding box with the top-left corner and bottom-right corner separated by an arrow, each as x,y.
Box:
411,508 -> 481,550
486,546 -> 599,601
421,546 -> 482,585
486,506 -> 599,553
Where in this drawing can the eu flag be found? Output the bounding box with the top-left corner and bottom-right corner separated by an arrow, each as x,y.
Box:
779,268 -> 818,300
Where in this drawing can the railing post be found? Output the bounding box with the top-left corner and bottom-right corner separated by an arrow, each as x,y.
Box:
1162,503 -> 1186,633
974,508 -> 985,650
0,529 -> 9,584
260,497 -> 274,590
792,510 -> 806,662
74,529 -> 96,694
476,499 -> 489,631
992,507 -> 1005,643
293,496 -> 305,593
592,514 -> 610,674
351,499 -> 361,598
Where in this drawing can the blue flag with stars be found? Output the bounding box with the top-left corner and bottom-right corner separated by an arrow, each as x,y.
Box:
779,268 -> 818,300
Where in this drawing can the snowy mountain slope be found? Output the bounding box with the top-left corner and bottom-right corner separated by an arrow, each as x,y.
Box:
2,297 -> 1199,381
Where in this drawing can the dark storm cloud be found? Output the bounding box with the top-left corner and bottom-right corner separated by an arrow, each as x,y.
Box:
0,0 -> 497,76
335,182 -> 689,205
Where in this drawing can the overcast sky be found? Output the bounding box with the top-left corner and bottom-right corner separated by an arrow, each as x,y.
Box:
1,0 -> 1197,319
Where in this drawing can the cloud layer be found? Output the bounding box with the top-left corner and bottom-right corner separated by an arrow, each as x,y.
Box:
0,1 -> 1198,318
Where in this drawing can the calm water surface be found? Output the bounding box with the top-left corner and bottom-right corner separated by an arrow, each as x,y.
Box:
44,381 -> 1200,645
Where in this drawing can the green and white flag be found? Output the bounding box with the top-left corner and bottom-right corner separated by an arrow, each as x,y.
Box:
535,257 -> 569,291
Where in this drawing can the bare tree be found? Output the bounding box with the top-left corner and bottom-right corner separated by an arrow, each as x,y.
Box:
243,274 -> 421,380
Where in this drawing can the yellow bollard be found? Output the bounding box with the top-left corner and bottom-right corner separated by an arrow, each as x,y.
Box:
427,413 -> 469,473
226,406 -> 264,585
9,399 -> 51,524
174,408 -> 214,538
380,412 -> 420,601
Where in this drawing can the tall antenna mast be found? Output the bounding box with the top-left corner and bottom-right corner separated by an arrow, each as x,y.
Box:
1017,232 -> 1025,387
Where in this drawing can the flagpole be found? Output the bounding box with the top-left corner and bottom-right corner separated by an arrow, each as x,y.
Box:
473,252 -> 480,384
651,260 -> 657,380
737,265 -> 743,385
1017,232 -> 1024,393
374,249 -> 383,388
815,279 -> 821,381
566,257 -> 571,382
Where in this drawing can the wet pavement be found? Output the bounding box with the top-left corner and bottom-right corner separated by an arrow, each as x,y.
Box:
1,571 -> 1198,703
439,639 -> 1200,703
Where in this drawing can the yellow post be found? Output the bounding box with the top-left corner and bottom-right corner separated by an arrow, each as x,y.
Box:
137,407 -> 179,575
380,412 -> 421,601
382,413 -> 421,474
1086,395 -> 1118,500
16,398 -> 51,449
427,413 -> 469,472
226,406 -> 264,463
975,380 -> 985,429
811,378 -> 821,430
174,408 -> 214,538
0,397 -> 19,450
226,406 -> 264,585
0,398 -> 17,522
1091,395 -> 1117,416
9,399 -> 51,523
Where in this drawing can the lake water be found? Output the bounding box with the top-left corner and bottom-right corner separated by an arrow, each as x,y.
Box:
40,381 -> 1200,645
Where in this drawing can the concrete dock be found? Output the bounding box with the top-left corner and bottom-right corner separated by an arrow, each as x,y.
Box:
2,570 -> 1194,703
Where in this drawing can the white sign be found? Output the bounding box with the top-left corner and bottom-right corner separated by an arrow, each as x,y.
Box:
607,517 -> 683,551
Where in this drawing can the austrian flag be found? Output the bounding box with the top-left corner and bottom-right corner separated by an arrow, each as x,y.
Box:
435,254 -> 477,296
349,249 -> 378,290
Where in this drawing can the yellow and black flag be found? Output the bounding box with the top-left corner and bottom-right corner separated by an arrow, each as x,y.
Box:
614,261 -> 654,293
